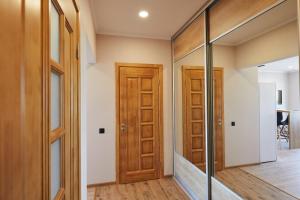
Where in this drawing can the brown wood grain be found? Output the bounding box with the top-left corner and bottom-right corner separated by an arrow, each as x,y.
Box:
174,14 -> 205,61
216,168 -> 297,200
182,66 -> 224,172
88,178 -> 189,200
24,0 -> 43,199
209,0 -> 279,41
0,0 -> 86,199
241,149 -> 300,199
0,0 -> 43,199
116,63 -> 164,184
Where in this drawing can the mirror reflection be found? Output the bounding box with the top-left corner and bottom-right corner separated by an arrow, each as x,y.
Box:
175,47 -> 206,171
174,46 -> 208,199
211,0 -> 300,199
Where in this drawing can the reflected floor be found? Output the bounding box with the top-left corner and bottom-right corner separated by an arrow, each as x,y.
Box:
216,149 -> 300,200
242,149 -> 300,199
278,139 -> 289,150
216,168 -> 297,200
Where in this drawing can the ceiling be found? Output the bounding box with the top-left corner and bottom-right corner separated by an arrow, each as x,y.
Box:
90,0 -> 207,40
259,56 -> 299,73
215,0 -> 297,46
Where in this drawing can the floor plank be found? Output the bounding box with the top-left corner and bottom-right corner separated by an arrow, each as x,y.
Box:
89,178 -> 189,200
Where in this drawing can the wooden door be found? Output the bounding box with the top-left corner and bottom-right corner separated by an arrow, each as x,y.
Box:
213,68 -> 224,171
0,0 -> 43,199
117,63 -> 163,184
48,0 -> 79,199
182,67 -> 224,172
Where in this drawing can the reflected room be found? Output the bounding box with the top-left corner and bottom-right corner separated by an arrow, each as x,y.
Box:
211,0 -> 300,199
173,13 -> 208,199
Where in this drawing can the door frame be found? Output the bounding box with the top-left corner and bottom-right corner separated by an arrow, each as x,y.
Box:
181,65 -> 225,170
115,63 -> 164,183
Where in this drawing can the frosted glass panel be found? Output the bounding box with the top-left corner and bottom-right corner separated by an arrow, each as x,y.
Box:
51,139 -> 61,199
51,71 -> 61,130
51,2 -> 60,63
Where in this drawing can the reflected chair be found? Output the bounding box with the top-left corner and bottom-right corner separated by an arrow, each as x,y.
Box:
277,112 -> 289,142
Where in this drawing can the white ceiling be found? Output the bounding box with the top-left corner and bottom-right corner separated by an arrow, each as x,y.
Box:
90,0 -> 207,40
215,0 -> 297,46
259,56 -> 299,73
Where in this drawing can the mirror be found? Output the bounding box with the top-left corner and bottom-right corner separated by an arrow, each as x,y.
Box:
173,13 -> 207,199
174,46 -> 207,199
211,0 -> 300,199
175,47 -> 206,169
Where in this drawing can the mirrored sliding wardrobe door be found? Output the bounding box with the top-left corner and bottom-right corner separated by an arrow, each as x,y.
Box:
210,0 -> 300,199
173,13 -> 208,199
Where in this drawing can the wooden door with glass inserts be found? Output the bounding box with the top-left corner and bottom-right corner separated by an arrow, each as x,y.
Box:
182,66 -> 224,172
49,0 -> 79,199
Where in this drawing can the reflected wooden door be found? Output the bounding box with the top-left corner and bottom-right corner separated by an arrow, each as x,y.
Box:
117,64 -> 163,184
213,69 -> 224,171
182,67 -> 224,172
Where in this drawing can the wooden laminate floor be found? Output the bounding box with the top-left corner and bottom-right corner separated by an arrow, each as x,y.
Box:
216,168 -> 298,200
87,177 -> 190,200
242,149 -> 300,199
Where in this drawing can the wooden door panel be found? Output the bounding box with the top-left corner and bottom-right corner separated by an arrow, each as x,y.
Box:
182,67 -> 224,172
118,65 -> 162,183
141,125 -> 153,138
183,68 -> 206,171
213,69 -> 224,171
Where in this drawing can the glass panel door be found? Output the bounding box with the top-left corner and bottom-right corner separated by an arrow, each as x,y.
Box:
51,71 -> 61,130
51,139 -> 61,199
49,1 -> 64,199
50,1 -> 60,63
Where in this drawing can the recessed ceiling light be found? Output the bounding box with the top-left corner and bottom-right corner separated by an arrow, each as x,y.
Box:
139,10 -> 149,18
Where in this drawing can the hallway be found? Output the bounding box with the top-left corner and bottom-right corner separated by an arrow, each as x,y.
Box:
87,178 -> 189,200
3,0 -> 300,199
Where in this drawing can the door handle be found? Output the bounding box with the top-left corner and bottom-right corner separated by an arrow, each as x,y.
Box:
121,123 -> 127,132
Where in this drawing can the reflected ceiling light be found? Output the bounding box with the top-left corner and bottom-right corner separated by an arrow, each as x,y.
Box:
139,10 -> 149,18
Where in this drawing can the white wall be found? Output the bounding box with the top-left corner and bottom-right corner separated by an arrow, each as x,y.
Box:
258,72 -> 289,110
288,72 -> 300,110
258,71 -> 300,111
236,21 -> 298,69
80,0 -> 96,58
80,0 -> 96,199
259,83 -> 277,162
87,34 -> 172,184
213,45 -> 261,167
